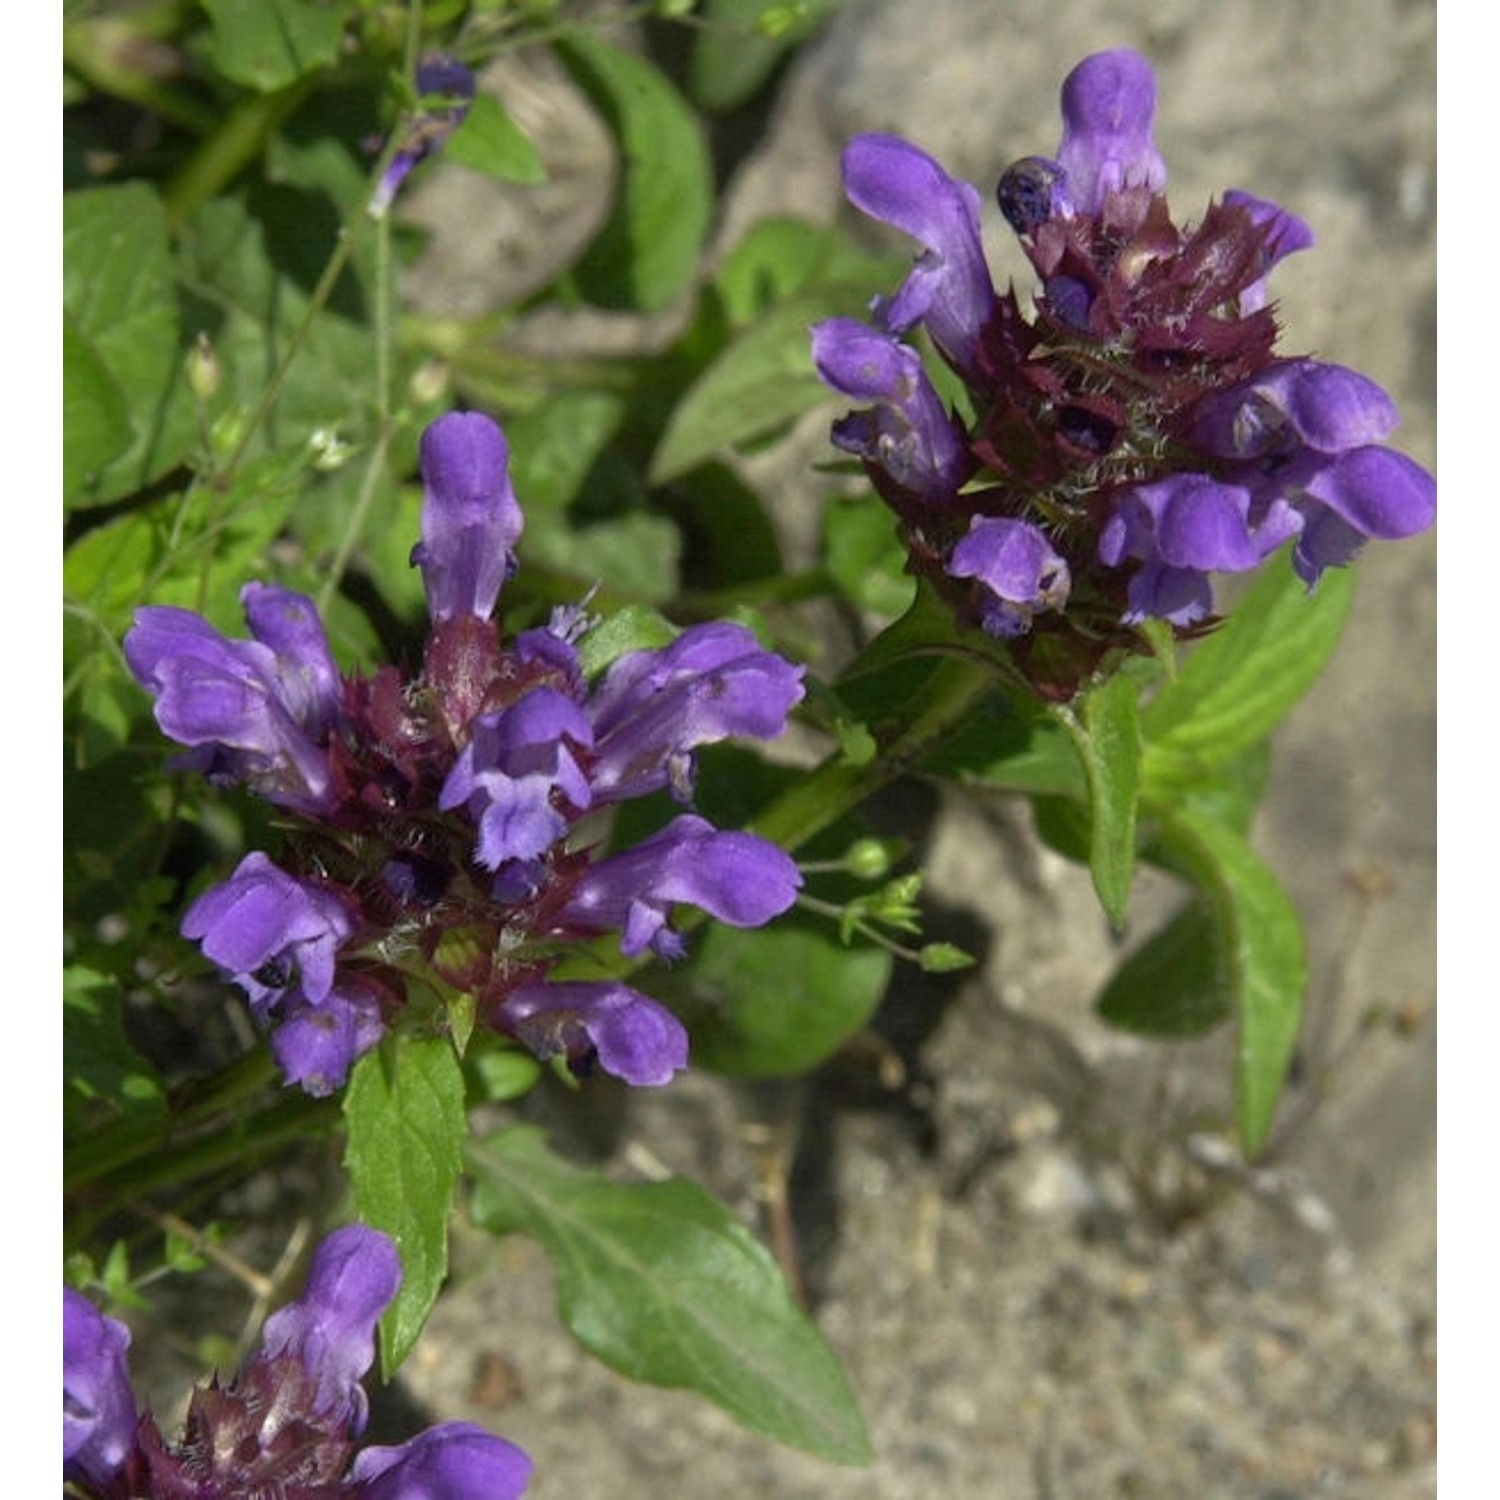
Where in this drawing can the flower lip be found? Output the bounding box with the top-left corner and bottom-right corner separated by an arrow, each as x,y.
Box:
64,1288 -> 138,1490
840,132 -> 999,380
503,979 -> 690,1087
1055,48 -> 1167,214
256,1224 -> 401,1433
413,411 -> 524,623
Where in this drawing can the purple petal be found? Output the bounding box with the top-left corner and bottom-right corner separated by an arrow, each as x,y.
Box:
841,133 -> 998,379
440,689 -> 595,868
1297,446 -> 1436,538
124,600 -> 335,812
1222,190 -> 1314,312
270,985 -> 387,1098
812,319 -> 972,502
1054,49 -> 1167,213
588,624 -> 804,803
257,1225 -> 401,1434
181,852 -> 352,1010
1124,559 -> 1216,627
1286,446 -> 1437,586
413,413 -> 524,623
241,582 -> 343,737
948,517 -> 1071,637
64,1288 -> 137,1488
503,980 -> 689,1086
1107,474 -> 1288,573
1194,360 -> 1401,460
350,1422 -> 532,1499
562,814 -> 802,958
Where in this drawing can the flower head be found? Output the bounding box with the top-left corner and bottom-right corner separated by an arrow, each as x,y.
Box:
62,1228 -> 532,1498
132,411 -> 806,1094
814,48 -> 1435,694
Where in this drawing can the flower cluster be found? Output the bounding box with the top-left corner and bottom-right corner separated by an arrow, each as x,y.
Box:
125,412 -> 805,1095
813,48 -> 1435,696
64,1226 -> 532,1498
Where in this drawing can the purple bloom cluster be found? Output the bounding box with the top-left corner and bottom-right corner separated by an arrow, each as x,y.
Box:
813,48 -> 1435,696
64,1226 -> 532,1498
125,412 -> 805,1094
370,54 -> 476,219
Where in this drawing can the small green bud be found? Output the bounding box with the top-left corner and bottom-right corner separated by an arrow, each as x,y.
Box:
843,837 -> 903,881
185,331 -> 221,401
408,358 -> 450,408
918,943 -> 976,973
208,406 -> 250,459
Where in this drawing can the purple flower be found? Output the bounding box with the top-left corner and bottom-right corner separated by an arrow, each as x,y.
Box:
840,133 -> 999,381
502,979 -> 689,1086
812,318 -> 974,503
1099,474 -> 1302,625
1278,445 -> 1438,587
124,583 -> 342,813
1054,48 -> 1167,214
412,411 -> 523,623
181,852 -> 383,1095
371,54 -> 476,218
1191,359 -> 1436,586
64,1288 -> 137,1494
1192,359 -> 1400,461
439,688 -> 596,869
62,1228 -> 532,1498
561,814 -> 803,960
948,517 -> 1072,637
351,1422 -> 533,1500
587,622 -> 805,804
255,1224 -> 400,1434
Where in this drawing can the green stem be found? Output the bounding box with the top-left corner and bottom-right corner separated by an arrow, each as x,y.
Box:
319,208 -> 396,614
163,83 -> 313,232
64,1046 -> 280,1194
751,654 -> 996,855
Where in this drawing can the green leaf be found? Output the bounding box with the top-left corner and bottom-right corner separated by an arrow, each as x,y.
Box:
63,313 -> 132,500
1142,559 -> 1356,788
201,0 -> 348,91
1095,898 -> 1232,1037
651,913 -> 893,1078
1057,673 -> 1143,928
651,292 -> 861,484
443,93 -> 547,184
466,1126 -> 872,1463
344,1035 -> 467,1373
64,966 -> 166,1138
1155,807 -> 1307,1157
63,183 -> 195,508
576,604 -> 680,678
822,497 -> 917,618
558,34 -> 713,312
